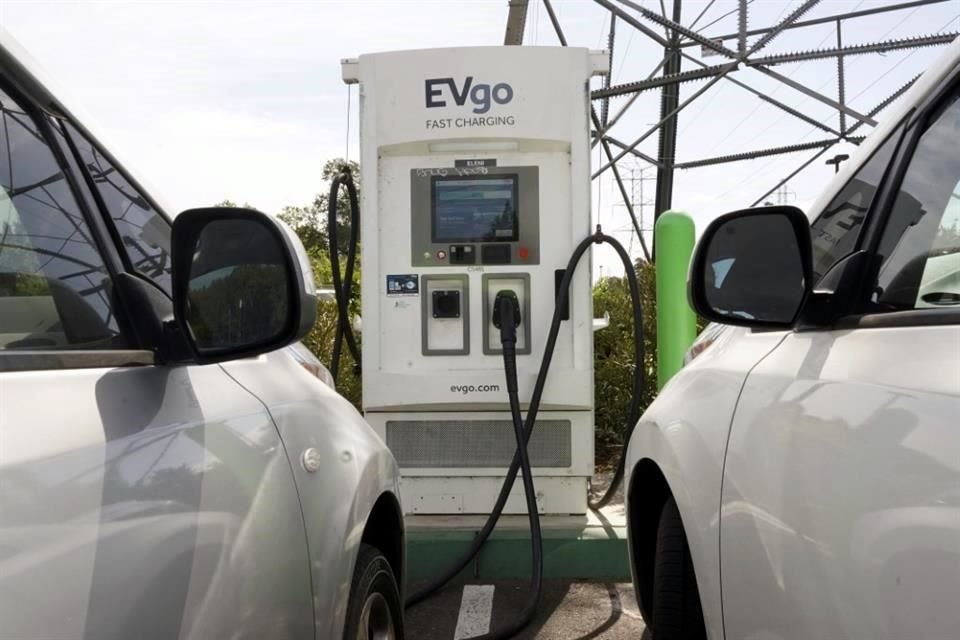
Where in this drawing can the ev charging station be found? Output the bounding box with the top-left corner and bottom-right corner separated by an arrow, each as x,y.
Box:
342,47 -> 609,516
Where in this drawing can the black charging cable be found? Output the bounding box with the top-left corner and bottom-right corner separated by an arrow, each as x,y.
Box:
406,227 -> 645,636
327,167 -> 362,381
585,229 -> 644,511
446,289 -> 545,640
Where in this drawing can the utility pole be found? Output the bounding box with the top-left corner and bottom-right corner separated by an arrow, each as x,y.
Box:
653,0 -> 683,252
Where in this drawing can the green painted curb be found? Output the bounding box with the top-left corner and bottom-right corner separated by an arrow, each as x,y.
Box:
407,527 -> 630,581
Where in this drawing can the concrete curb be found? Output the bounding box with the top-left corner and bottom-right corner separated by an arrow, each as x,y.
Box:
406,514 -> 630,581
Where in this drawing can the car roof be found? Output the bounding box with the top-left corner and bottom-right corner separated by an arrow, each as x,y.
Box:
0,26 -> 175,218
805,36 -> 960,221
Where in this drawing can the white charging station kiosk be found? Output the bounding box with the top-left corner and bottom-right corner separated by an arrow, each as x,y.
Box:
342,47 -> 607,515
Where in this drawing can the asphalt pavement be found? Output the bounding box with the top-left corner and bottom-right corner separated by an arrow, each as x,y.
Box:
405,579 -> 648,639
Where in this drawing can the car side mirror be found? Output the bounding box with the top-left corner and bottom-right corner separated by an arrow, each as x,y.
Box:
171,207 -> 316,363
688,205 -> 812,329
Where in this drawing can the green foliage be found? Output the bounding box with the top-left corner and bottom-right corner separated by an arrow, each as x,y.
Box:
592,262 -> 658,458
278,158 -> 360,258
592,260 -> 706,461
213,199 -> 255,209
236,157 -> 363,410
299,298 -> 362,408
0,272 -> 50,296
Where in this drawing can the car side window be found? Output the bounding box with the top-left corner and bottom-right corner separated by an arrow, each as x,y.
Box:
870,91 -> 960,311
65,123 -> 172,296
0,87 -> 126,350
809,124 -> 903,284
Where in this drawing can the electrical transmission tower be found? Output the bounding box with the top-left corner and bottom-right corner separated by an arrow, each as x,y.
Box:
505,0 -> 959,262
610,164 -> 656,255
776,183 -> 797,205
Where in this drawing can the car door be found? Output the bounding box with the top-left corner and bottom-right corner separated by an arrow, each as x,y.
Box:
0,81 -> 314,638
720,78 -> 960,638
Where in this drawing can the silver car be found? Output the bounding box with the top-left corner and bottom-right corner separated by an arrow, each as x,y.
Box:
0,29 -> 404,639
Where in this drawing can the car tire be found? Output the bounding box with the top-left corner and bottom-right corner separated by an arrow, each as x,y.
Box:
650,496 -> 706,640
344,543 -> 404,640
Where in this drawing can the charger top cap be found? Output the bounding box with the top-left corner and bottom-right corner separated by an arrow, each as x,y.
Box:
342,46 -> 609,148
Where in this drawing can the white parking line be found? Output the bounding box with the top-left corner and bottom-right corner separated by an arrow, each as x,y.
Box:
453,585 -> 495,639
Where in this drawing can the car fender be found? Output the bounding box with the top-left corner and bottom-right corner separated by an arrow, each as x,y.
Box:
626,377 -> 729,640
306,436 -> 401,637
625,326 -> 788,640
335,444 -> 404,630
219,352 -> 402,637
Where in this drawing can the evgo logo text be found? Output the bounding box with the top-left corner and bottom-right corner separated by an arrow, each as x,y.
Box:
425,77 -> 514,114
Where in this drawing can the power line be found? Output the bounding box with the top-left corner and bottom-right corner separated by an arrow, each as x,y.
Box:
745,1 -> 921,141
703,1 -> 865,158
697,0 -> 755,33
579,0 -> 957,237
741,12 -> 960,205
712,1 -> 948,203
688,0 -> 719,31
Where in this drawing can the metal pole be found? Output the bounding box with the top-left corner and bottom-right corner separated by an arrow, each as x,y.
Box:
602,15 -> 616,127
837,19 -> 846,135
738,0 -> 748,54
593,55 -> 672,144
504,0 -> 530,45
750,77 -> 919,207
594,0 -> 669,48
592,112 -> 654,261
543,0 -> 652,260
654,0 -> 683,237
751,65 -> 877,126
679,0 -> 953,47
594,133 -> 665,168
678,49 -> 842,136
593,66 -> 734,177
542,0 -> 567,45
748,31 -> 957,66
638,168 -> 645,232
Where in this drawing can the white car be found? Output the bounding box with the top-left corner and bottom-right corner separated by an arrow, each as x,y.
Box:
625,38 -> 960,640
0,29 -> 404,639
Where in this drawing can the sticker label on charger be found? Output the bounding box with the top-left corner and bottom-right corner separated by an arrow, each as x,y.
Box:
386,274 -> 420,295
454,158 -> 497,168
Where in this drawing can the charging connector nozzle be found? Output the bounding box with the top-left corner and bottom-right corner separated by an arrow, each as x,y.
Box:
493,290 -> 522,342
493,290 -> 522,395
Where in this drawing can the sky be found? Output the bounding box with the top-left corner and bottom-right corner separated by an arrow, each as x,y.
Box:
2,0 -> 958,276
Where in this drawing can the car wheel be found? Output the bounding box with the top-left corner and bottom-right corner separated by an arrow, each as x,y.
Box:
651,497 -> 706,640
344,543 -> 404,640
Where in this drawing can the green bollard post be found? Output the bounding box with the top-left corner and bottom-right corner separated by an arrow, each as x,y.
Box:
655,210 -> 698,390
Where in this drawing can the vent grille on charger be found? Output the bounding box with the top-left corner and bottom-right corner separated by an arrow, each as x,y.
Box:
386,419 -> 572,468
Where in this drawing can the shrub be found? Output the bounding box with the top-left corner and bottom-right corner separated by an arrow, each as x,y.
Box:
304,297 -> 362,409
592,261 -> 659,460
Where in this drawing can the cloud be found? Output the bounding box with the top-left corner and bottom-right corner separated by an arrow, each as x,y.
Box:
1,0 -> 506,213
101,105 -> 343,214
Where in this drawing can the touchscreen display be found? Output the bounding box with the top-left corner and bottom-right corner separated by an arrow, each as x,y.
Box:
432,176 -> 518,243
